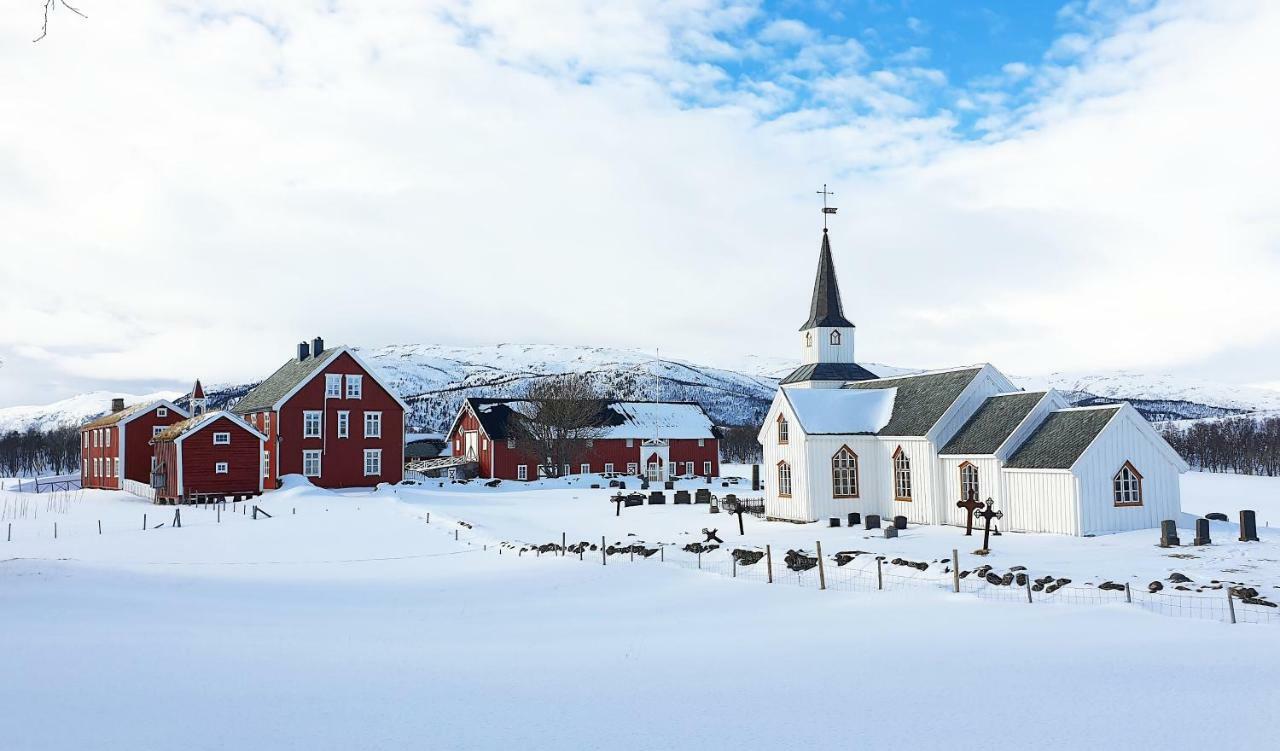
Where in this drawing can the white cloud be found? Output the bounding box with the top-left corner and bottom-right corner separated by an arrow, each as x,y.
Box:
0,0 -> 1278,405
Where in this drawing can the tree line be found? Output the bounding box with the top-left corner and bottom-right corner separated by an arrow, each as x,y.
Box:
0,427 -> 82,478
1162,416 -> 1280,476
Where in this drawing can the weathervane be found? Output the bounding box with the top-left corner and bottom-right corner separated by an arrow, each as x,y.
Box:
817,183 -> 838,230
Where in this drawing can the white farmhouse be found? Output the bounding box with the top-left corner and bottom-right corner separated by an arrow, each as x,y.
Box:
758,229 -> 1188,536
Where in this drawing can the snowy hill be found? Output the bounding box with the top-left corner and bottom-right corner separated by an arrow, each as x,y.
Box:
5,345 -> 1280,435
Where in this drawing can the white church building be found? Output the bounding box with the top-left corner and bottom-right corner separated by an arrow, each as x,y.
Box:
758,228 -> 1188,536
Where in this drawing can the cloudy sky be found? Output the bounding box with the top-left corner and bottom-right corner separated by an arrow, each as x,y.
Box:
2,0 -> 1278,405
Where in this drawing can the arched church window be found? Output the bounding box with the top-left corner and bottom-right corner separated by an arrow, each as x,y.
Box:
832,446 -> 859,498
893,447 -> 912,501
830,330 -> 841,346
959,462 -> 980,503
1113,462 -> 1143,506
805,332 -> 812,348
777,415 -> 789,444
777,461 -> 792,498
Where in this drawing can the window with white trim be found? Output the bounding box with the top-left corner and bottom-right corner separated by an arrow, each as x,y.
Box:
264,413 -> 271,434
345,374 -> 363,399
703,460 -> 712,476
517,464 -> 528,481
152,426 -> 163,437
157,407 -> 168,418
303,411 -> 322,438
507,438 -> 516,449
302,450 -> 322,477
112,458 -> 119,477
213,432 -> 231,445
262,451 -> 270,478
325,374 -> 342,398
105,430 -> 111,447
685,461 -> 695,475
893,448 -> 912,501
82,432 -> 87,449
959,462 -> 980,504
151,457 -> 158,472
580,463 -> 591,475
625,438 -> 634,448
215,462 -> 229,474
364,411 -> 382,439
697,438 -> 705,447
604,462 -> 615,474
337,411 -> 350,439
363,449 -> 382,477
777,416 -> 789,444
1113,462 -> 1143,506
777,461 -> 792,498
482,438 -> 488,450
832,446 -> 859,498
627,462 -> 638,475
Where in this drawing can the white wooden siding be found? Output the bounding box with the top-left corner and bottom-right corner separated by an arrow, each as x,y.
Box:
1073,407 -> 1182,535
939,456 -> 1002,527
1004,470 -> 1081,534
801,435 -> 884,522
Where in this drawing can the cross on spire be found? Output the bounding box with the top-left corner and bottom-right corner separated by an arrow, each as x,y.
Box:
816,183 -> 838,230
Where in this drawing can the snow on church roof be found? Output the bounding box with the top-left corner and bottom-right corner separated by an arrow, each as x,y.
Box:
783,387 -> 897,435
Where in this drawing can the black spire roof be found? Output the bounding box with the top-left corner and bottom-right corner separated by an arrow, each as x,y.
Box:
800,229 -> 854,331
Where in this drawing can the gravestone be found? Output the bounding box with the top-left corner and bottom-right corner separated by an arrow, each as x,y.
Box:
640,480 -> 650,491
1193,518 -> 1212,546
1205,512 -> 1228,522
893,515 -> 907,530
706,476 -> 713,485
695,488 -> 712,504
752,464 -> 760,492
829,517 -> 841,528
848,512 -> 861,527
624,496 -> 644,508
674,490 -> 691,505
1239,510 -> 1260,542
649,492 -> 666,505
883,526 -> 898,539
865,514 -> 881,530
664,481 -> 674,490
1159,519 -> 1180,547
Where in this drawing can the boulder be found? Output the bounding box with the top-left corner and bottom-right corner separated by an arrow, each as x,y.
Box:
985,573 -> 1003,586
784,549 -> 819,572
1168,573 -> 1192,583
1148,581 -> 1164,593
732,549 -> 765,566
1205,512 -> 1229,522
1098,581 -> 1126,592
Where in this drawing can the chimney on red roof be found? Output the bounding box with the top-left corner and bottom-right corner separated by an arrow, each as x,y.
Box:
111,398 -> 125,413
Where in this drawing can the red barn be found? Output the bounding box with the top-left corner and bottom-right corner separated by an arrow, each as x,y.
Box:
445,398 -> 720,481
233,337 -> 407,489
80,398 -> 189,490
150,411 -> 267,502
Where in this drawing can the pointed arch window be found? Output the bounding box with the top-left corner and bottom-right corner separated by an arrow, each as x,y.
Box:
777,415 -> 789,444
893,447 -> 912,501
805,331 -> 813,348
830,330 -> 842,346
959,462 -> 980,504
1113,462 -> 1143,506
777,461 -> 792,498
831,446 -> 859,498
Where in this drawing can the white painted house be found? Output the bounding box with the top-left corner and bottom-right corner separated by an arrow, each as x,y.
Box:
759,229 -> 1188,536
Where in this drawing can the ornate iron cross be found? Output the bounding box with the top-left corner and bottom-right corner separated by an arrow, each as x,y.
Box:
976,499 -> 1003,554
956,490 -> 983,537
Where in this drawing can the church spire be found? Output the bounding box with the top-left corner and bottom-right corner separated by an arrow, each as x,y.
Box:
800,229 -> 854,331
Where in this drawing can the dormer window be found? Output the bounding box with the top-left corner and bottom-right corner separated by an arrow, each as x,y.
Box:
830,330 -> 841,346
777,415 -> 789,444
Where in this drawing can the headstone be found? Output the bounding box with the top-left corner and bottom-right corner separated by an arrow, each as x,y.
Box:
649,492 -> 666,505
618,481 -> 626,490
1239,510 -> 1260,542
706,476 -> 713,485
674,490 -> 691,504
641,480 -> 650,491
883,526 -> 898,539
1193,518 -> 1211,546
751,464 -> 760,491
1159,519 -> 1180,548
848,512 -> 861,527
893,515 -> 907,530
1205,512 -> 1228,522
664,481 -> 674,490
695,488 -> 712,504
865,514 -> 881,530
624,496 -> 644,508
829,517 -> 840,528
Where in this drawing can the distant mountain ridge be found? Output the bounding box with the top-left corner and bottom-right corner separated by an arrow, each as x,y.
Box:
3,344 -> 1277,435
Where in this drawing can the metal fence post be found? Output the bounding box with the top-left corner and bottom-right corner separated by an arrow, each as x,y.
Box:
816,541 -> 826,590
951,548 -> 960,593
601,536 -> 607,566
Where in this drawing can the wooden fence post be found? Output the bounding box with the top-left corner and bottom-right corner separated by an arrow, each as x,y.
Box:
951,548 -> 960,593
1227,589 -> 1237,624
877,558 -> 883,591
601,536 -> 607,566
1125,583 -> 1132,603
98,520 -> 102,535
766,544 -> 773,584
732,557 -> 737,578
1025,572 -> 1033,604
816,541 -> 826,590
54,522 -> 57,539
562,532 -> 566,557
143,513 -> 147,530
7,523 -> 10,542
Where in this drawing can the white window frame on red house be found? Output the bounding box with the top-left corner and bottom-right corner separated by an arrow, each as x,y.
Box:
698,438 -> 705,447
604,462 -> 614,474
263,413 -> 271,434
337,411 -> 350,439
105,430 -> 111,447
345,374 -> 363,399
157,407 -> 168,418
626,438 -> 634,448
262,451 -> 270,478
703,460 -> 712,476
213,432 -> 231,445
363,449 -> 382,477
303,411 -> 322,438
325,374 -> 342,398
627,462 -> 638,475
517,465 -> 528,481
215,462 -> 229,474
302,450 -> 322,477
152,426 -> 163,437
580,463 -> 591,474
364,411 -> 382,439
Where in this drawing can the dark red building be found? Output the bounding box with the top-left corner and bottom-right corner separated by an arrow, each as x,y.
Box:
233,337 -> 407,489
80,398 -> 188,490
151,411 -> 266,501
445,398 -> 720,481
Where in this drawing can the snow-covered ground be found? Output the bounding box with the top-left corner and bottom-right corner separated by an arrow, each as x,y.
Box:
2,472 -> 1278,750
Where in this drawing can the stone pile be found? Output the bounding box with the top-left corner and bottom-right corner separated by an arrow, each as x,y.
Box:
683,542 -> 718,554
731,549 -> 765,566
784,549 -> 818,572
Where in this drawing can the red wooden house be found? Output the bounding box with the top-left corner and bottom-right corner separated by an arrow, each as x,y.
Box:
150,411 -> 267,502
233,337 -> 407,489
80,397 -> 188,490
446,398 -> 720,481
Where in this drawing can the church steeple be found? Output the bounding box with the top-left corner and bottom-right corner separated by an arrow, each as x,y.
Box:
190,379 -> 207,417
801,229 -> 854,331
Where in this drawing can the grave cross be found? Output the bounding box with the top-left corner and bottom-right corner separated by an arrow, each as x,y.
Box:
612,493 -> 625,517
956,491 -> 983,536
702,527 -> 724,544
975,499 -> 1003,554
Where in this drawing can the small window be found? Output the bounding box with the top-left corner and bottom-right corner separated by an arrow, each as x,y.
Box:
302,450 -> 322,477
832,446 -> 859,498
777,415 -> 789,444
157,407 -> 168,418
685,461 -> 695,476
151,457 -> 158,471
830,330 -> 841,346
507,438 -> 516,449
337,411 -> 349,439
345,374 -> 363,399
805,331 -> 812,348
627,462 -> 638,475
697,438 -> 705,447
215,462 -> 229,474
303,411 -> 322,438
364,411 -> 382,439
777,461 -> 792,498
105,430 -> 112,447
152,426 -> 163,437
580,463 -> 591,475
325,374 -> 342,398
517,465 -> 528,481
604,462 -> 615,474
626,438 -> 634,448
893,447 -> 912,501
264,413 -> 271,433
959,462 -> 980,503
703,460 -> 712,476
482,438 -> 488,450
213,432 -> 231,445
364,449 -> 382,477
1114,462 -> 1143,506
262,451 -> 270,478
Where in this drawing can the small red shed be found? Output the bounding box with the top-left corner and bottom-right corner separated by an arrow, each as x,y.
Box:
150,411 -> 267,502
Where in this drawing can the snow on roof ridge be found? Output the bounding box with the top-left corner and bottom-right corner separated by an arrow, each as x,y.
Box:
869,363 -> 990,380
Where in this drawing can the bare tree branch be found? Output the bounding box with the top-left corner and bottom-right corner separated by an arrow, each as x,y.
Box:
34,0 -> 87,43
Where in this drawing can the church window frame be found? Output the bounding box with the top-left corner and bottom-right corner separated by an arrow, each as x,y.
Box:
959,462 -> 980,504
1113,462 -> 1143,506
777,415 -> 789,444
777,461 -> 792,498
831,446 -> 859,498
830,330 -> 841,346
893,447 -> 912,502
805,331 -> 812,348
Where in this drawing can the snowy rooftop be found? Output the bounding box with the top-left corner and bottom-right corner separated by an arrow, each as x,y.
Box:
470,399 -> 716,440
783,387 -> 897,435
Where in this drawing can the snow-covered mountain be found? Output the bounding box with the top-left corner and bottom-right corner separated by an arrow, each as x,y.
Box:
5,344 -> 1279,435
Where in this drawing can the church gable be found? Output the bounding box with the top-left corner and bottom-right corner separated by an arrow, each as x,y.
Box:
939,391 -> 1047,456
843,367 -> 984,437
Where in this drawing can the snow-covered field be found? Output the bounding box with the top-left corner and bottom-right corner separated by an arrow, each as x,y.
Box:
2,472 -> 1278,750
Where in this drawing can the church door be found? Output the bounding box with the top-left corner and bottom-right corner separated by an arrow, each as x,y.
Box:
646,453 -> 663,482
